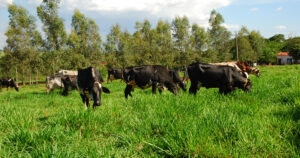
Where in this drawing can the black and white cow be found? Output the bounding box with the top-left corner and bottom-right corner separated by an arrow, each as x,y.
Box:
77,67 -> 110,109
46,75 -> 64,93
122,65 -> 179,98
61,76 -> 77,96
188,63 -> 252,95
107,68 -> 123,83
0,78 -> 19,92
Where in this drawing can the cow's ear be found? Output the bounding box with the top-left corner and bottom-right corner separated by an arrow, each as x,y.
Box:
102,87 -> 110,93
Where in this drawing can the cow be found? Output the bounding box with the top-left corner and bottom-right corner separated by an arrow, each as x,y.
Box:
107,68 -> 123,83
46,75 -> 64,93
210,61 -> 260,78
61,76 -> 77,96
188,63 -> 252,95
0,78 -> 19,92
236,61 -> 260,77
122,65 -> 179,98
46,70 -> 78,94
77,67 -> 110,109
168,69 -> 187,92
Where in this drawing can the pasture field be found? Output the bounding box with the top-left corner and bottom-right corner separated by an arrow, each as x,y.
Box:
0,65 -> 299,157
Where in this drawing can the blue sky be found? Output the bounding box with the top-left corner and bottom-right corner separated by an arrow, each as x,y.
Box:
0,0 -> 299,49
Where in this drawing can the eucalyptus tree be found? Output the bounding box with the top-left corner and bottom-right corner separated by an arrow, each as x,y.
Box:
5,4 -> 40,84
132,19 -> 154,65
69,9 -> 103,68
208,10 -> 232,62
172,16 -> 192,67
153,20 -> 173,67
37,0 -> 67,74
191,24 -> 210,63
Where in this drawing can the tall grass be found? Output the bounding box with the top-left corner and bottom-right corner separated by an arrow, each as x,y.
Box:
0,65 -> 299,157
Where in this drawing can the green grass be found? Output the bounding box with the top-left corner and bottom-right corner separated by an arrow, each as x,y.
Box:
0,65 -> 299,157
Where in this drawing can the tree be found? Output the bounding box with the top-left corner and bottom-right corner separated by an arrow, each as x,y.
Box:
69,9 -> 103,68
208,10 -> 232,62
286,37 -> 300,60
37,0 -> 67,74
172,16 -> 192,67
153,20 -> 173,67
5,4 -> 39,84
190,24 -> 210,62
269,34 -> 285,43
249,30 -> 264,62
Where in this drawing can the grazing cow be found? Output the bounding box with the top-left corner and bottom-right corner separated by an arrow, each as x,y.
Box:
236,61 -> 260,77
77,67 -> 110,109
46,70 -> 78,94
210,61 -> 260,78
0,78 -> 19,92
61,76 -> 77,96
168,69 -> 187,91
107,68 -> 123,83
122,65 -> 179,98
188,63 -> 252,95
46,75 -> 64,93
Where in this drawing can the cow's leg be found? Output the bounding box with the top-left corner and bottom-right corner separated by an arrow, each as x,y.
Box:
158,89 -> 162,94
189,80 -> 198,95
152,83 -> 157,94
124,85 -> 133,99
80,93 -> 86,109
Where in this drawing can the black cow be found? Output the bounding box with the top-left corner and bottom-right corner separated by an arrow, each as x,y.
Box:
122,65 -> 179,98
77,67 -> 110,109
61,76 -> 77,96
188,63 -> 252,95
107,68 -> 123,83
0,78 -> 19,92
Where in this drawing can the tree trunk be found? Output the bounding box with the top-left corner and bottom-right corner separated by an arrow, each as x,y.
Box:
29,70 -> 32,85
36,70 -> 39,85
15,67 -> 18,86
52,59 -> 55,76
22,68 -> 25,86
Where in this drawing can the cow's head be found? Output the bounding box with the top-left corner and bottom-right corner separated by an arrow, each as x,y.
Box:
46,76 -> 62,93
91,80 -> 110,107
242,78 -> 252,92
169,70 -> 186,91
8,79 -> 19,91
252,68 -> 261,77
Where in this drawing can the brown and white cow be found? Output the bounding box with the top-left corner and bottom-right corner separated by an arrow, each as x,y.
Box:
210,61 -> 260,78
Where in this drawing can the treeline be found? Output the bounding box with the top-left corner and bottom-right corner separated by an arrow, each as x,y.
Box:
0,0 -> 299,84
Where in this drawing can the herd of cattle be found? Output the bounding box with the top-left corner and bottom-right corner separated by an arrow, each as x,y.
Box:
0,61 -> 260,109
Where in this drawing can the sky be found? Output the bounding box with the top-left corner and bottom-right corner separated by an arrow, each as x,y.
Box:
0,0 -> 299,49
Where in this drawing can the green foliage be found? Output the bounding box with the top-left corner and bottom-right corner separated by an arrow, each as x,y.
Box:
37,0 -> 67,75
0,65 -> 299,157
208,10 -> 232,62
68,9 -> 104,69
286,37 -> 300,60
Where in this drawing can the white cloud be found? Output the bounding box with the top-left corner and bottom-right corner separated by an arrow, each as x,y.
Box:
0,0 -> 13,8
250,8 -> 259,11
276,7 -> 282,11
275,25 -> 287,30
222,24 -> 240,29
60,0 -> 233,26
